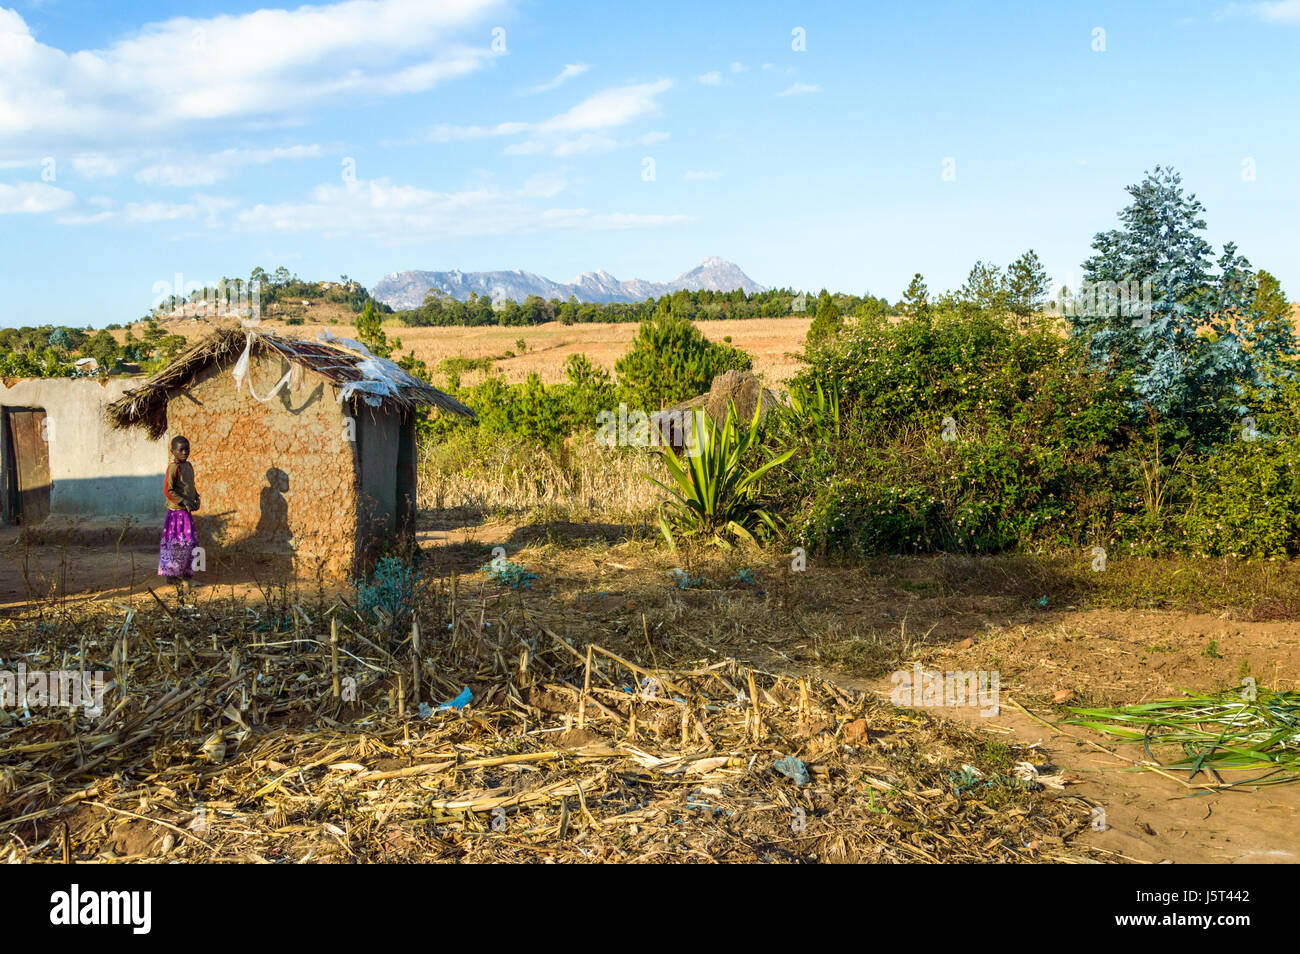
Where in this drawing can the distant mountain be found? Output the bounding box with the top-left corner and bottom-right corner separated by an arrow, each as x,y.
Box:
370,257 -> 765,310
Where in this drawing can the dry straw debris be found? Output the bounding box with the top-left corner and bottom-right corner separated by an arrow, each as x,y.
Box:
0,579 -> 1102,864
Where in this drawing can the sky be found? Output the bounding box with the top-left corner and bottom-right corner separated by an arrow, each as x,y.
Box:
1,0 -> 1298,327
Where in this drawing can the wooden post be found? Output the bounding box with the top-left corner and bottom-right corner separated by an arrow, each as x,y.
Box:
330,616 -> 340,699
411,619 -> 421,706
578,645 -> 593,729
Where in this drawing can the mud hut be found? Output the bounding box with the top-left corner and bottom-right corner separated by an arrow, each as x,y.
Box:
106,326 -> 473,576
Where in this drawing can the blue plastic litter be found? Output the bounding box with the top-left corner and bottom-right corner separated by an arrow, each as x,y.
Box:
482,560 -> 538,590
437,687 -> 473,711
669,568 -> 703,590
773,756 -> 811,786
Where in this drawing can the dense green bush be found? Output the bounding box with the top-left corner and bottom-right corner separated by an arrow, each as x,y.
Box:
614,309 -> 752,412
1182,383 -> 1300,557
445,353 -> 619,448
777,309 -> 1133,555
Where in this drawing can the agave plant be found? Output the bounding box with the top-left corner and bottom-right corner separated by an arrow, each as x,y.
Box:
780,379 -> 841,445
647,399 -> 794,547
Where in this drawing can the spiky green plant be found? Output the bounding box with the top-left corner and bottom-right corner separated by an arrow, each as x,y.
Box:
785,379 -> 840,444
648,400 -> 793,547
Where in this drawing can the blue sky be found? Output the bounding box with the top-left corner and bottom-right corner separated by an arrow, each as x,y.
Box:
2,0 -> 1298,327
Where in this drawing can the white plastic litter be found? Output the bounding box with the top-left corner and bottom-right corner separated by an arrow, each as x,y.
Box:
317,329 -> 420,408
231,330 -> 292,403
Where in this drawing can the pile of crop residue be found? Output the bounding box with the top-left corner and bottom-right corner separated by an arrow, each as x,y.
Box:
0,592 -> 1106,863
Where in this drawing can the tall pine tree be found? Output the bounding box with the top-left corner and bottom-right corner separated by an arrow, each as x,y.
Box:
1074,166 -> 1282,435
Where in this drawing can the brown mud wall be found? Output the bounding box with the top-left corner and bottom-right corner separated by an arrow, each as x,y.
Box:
166,350 -> 359,577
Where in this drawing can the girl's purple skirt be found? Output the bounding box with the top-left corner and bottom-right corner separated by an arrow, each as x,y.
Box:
158,510 -> 197,579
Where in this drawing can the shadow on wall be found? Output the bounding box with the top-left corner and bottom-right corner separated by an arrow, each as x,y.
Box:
193,467 -> 295,579
1,473 -> 164,527
256,467 -> 291,548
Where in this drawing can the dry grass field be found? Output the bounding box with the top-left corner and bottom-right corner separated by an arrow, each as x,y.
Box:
122,304 -> 812,386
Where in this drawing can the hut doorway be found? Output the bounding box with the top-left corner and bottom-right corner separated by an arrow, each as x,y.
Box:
396,411 -> 416,536
2,407 -> 51,524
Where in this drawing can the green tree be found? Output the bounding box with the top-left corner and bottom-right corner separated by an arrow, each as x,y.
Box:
1076,166 -> 1269,432
355,299 -> 397,359
1006,250 -> 1049,319
956,261 -> 1007,313
86,329 -> 120,367
806,291 -> 842,347
615,311 -> 753,412
1243,270 -> 1297,375
899,273 -> 930,318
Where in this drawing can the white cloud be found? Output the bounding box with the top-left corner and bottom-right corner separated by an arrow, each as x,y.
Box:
684,170 -> 721,180
57,210 -> 113,225
525,63 -> 589,94
135,145 -> 328,187
0,0 -> 507,145
729,62 -> 747,73
57,193 -> 235,226
550,134 -> 618,156
502,140 -> 546,156
1244,0 -> 1300,21
698,71 -> 722,85
777,82 -> 820,96
235,176 -> 688,243
536,79 -> 672,134
424,80 -> 673,155
123,202 -> 194,223
427,122 -> 530,142
71,154 -> 124,178
520,172 -> 567,197
0,181 -> 75,214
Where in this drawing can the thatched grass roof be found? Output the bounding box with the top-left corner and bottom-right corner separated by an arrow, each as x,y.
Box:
106,326 -> 473,439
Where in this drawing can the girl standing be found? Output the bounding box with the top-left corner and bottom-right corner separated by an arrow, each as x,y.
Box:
158,435 -> 201,599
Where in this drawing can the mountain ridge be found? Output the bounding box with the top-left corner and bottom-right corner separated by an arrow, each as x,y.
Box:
370,258 -> 765,310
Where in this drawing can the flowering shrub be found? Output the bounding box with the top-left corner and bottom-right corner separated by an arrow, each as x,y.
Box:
780,310 -> 1131,554
1182,384 -> 1300,557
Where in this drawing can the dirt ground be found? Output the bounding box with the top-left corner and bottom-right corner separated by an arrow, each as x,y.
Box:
6,520 -> 1300,864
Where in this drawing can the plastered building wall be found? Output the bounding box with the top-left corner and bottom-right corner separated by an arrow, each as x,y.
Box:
166,351 -> 360,577
0,377 -> 164,522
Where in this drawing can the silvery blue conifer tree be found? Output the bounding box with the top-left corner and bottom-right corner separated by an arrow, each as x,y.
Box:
1072,166 -> 1293,438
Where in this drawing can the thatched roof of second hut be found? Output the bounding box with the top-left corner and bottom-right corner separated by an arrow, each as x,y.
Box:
106,326 -> 474,439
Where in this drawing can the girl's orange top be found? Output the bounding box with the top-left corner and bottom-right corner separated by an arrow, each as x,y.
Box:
164,460 -> 199,511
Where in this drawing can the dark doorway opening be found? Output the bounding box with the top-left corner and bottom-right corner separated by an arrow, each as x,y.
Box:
2,407 -> 51,525
396,410 -> 416,538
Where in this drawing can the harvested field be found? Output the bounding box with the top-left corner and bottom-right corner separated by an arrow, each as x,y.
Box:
0,560 -> 1098,864
6,522 -> 1300,864
125,314 -> 813,386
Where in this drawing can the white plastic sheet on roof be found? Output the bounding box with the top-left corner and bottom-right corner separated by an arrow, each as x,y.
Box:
316,329 -> 418,408
231,330 -> 292,403
228,328 -> 425,409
